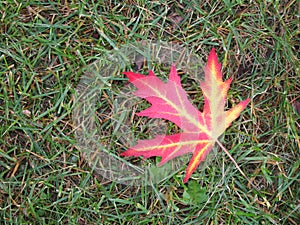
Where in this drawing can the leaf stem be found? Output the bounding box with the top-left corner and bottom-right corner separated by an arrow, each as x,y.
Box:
216,140 -> 259,191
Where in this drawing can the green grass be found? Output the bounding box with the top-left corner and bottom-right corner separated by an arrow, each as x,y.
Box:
0,0 -> 299,224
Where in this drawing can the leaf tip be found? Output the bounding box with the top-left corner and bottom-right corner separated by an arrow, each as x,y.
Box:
123,71 -> 145,82
120,148 -> 139,157
208,48 -> 218,62
183,175 -> 191,183
169,63 -> 181,85
205,48 -> 222,82
149,70 -> 155,76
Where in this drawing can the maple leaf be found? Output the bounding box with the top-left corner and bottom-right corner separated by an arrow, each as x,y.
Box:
121,48 -> 250,183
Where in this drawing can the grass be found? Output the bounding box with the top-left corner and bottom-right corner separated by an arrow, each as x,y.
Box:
0,0 -> 299,224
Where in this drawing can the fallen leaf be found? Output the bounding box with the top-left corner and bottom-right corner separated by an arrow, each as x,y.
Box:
121,48 -> 249,183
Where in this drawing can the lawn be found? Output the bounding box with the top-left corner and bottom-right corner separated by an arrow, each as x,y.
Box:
0,1 -> 299,224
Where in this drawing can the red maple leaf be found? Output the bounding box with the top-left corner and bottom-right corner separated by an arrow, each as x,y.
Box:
121,48 -> 250,183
